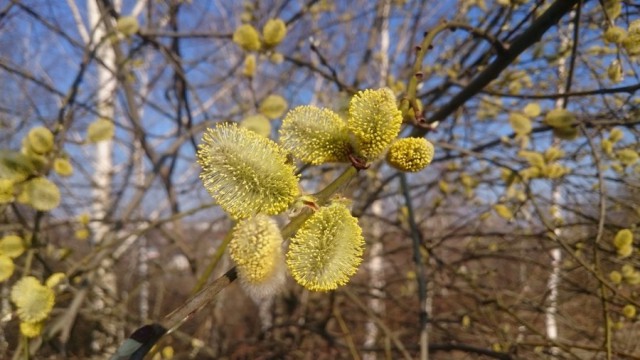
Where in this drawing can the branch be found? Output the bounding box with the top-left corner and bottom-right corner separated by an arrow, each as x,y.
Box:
410,0 -> 584,137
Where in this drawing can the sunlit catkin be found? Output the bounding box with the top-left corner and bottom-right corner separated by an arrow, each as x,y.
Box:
347,88 -> 403,161
279,105 -> 351,164
197,123 -> 299,219
286,203 -> 364,291
229,215 -> 286,300
386,137 -> 434,172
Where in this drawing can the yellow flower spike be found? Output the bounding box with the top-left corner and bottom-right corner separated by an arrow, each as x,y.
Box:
20,321 -> 44,338
229,215 -> 286,300
27,127 -> 54,154
196,123 -> 299,219
262,18 -> 287,48
279,105 -> 351,164
25,177 -> 61,211
0,234 -> 24,258
386,137 -> 435,172
233,24 -> 261,51
0,255 -> 14,282
0,179 -> 14,204
53,157 -> 73,177
348,88 -> 403,161
11,276 -> 55,323
286,203 -> 365,291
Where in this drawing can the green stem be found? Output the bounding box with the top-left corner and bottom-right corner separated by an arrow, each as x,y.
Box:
191,229 -> 233,294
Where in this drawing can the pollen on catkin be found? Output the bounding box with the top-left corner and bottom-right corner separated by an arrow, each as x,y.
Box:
386,137 -> 434,172
279,105 -> 351,164
347,88 -> 403,161
10,276 -> 55,323
196,123 -> 300,219
286,202 -> 364,291
229,215 -> 286,299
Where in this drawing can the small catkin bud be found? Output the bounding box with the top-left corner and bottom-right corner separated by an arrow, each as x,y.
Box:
27,127 -> 54,154
279,105 -> 351,164
240,114 -> 271,137
233,24 -> 261,51
262,19 -> 287,48
623,36 -> 640,55
609,270 -> 622,284
196,123 -> 299,219
544,146 -> 564,162
386,137 -> 434,172
617,148 -> 639,166
0,179 -> 14,204
604,26 -> 627,44
552,126 -> 579,141
53,158 -> 73,177
544,109 -> 575,128
609,128 -> 624,143
0,235 -> 24,258
25,177 -> 61,211
116,16 -> 139,36
259,94 -> 288,119
508,112 -> 532,136
522,103 -> 541,117
10,276 -> 55,323
287,203 -> 364,291
623,304 -> 637,319
0,255 -> 14,282
242,54 -> 256,77
87,118 -> 115,143
20,321 -> 44,338
607,60 -> 623,83
613,229 -> 633,248
348,88 -> 403,161
229,215 -> 286,300
603,0 -> 622,21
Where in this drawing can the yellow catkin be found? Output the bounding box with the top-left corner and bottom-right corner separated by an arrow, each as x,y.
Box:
229,215 -> 286,300
279,105 -> 351,164
262,19 -> 287,47
259,94 -> 288,119
233,24 -> 261,51
287,203 -> 364,291
10,276 -> 55,323
196,123 -> 299,219
347,88 -> 403,160
27,127 -> 54,154
386,137 -> 434,172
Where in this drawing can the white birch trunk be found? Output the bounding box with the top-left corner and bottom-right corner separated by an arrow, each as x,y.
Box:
545,13 -> 573,354
363,2 -> 390,358
87,0 -> 118,352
